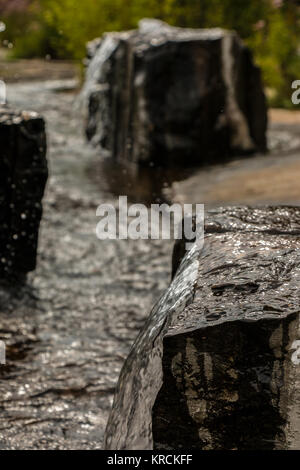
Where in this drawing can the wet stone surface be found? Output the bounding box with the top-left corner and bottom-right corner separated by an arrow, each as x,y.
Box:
0,80 -> 173,449
105,206 -> 300,450
0,107 -> 47,280
1,77 -> 299,450
84,19 -> 267,167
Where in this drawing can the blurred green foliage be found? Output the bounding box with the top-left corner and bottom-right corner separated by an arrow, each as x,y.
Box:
0,0 -> 299,106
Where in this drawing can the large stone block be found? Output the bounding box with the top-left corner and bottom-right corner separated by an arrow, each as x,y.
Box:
104,206 -> 300,450
0,107 -> 48,280
83,19 -> 267,166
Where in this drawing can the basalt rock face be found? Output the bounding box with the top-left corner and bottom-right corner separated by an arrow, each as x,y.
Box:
105,206 -> 300,450
84,19 -> 267,167
0,107 -> 48,280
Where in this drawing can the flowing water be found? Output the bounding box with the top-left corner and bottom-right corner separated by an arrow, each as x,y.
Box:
0,79 -> 174,449
0,71 -> 299,449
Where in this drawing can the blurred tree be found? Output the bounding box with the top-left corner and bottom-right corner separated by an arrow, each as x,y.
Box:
0,0 -> 299,106
40,0 -> 135,59
248,0 -> 300,106
0,0 -> 56,57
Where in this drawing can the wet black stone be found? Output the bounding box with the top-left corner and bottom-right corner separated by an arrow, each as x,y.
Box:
153,317 -> 296,450
0,107 -> 48,280
84,19 -> 267,167
105,206 -> 300,450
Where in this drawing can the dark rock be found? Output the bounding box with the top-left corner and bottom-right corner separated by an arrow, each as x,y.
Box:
83,19 -> 267,167
0,107 -> 48,280
104,206 -> 300,450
